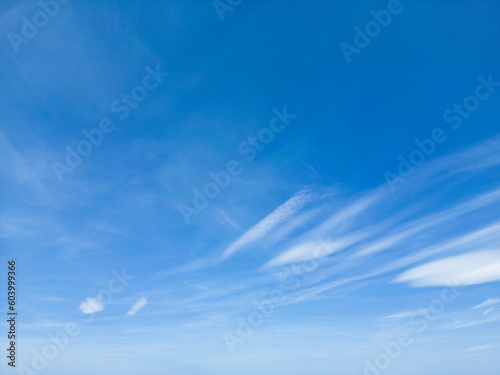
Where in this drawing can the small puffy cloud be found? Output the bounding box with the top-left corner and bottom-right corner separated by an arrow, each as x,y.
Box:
394,250 -> 500,287
126,297 -> 148,316
79,298 -> 104,314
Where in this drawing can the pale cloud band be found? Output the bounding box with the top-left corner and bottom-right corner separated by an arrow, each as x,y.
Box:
220,189 -> 329,260
394,250 -> 500,287
126,297 -> 148,316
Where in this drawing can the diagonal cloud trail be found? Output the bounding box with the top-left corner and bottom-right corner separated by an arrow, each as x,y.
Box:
220,189 -> 329,260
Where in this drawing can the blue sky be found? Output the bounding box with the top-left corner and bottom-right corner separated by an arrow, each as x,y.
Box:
1,0 -> 500,374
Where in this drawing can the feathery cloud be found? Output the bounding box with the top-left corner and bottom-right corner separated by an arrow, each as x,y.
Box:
464,345 -> 497,352
261,193 -> 380,268
220,190 -> 320,260
126,297 -> 148,316
473,297 -> 500,309
394,250 -> 500,287
379,309 -> 428,321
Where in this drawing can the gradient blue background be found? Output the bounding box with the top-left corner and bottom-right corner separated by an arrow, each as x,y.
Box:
1,1 -> 500,374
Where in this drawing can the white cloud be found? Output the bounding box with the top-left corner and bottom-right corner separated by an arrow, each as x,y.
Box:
126,297 -> 148,316
443,315 -> 500,330
395,133 -> 500,194
262,222 -> 383,269
379,308 -> 428,321
353,188 -> 500,259
220,190 -> 319,260
260,193 -> 382,268
79,298 -> 104,314
262,239 -> 345,269
371,221 -> 500,278
394,250 -> 500,287
264,206 -> 324,248
351,225 -> 424,259
473,297 -> 500,309
483,307 -> 494,315
464,345 -> 497,352
309,193 -> 378,235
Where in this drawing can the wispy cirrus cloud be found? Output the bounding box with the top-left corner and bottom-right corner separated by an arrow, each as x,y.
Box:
379,309 -> 428,321
483,307 -> 495,315
220,189 -> 331,260
394,250 -> 500,287
126,297 -> 148,316
464,345 -> 498,352
350,188 -> 500,260
261,192 -> 381,268
473,297 -> 500,310
371,220 -> 500,277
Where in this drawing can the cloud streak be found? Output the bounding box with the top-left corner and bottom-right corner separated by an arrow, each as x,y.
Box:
220,190 -> 323,260
394,250 -> 500,287
473,297 -> 500,310
126,297 -> 148,316
261,193 -> 381,268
